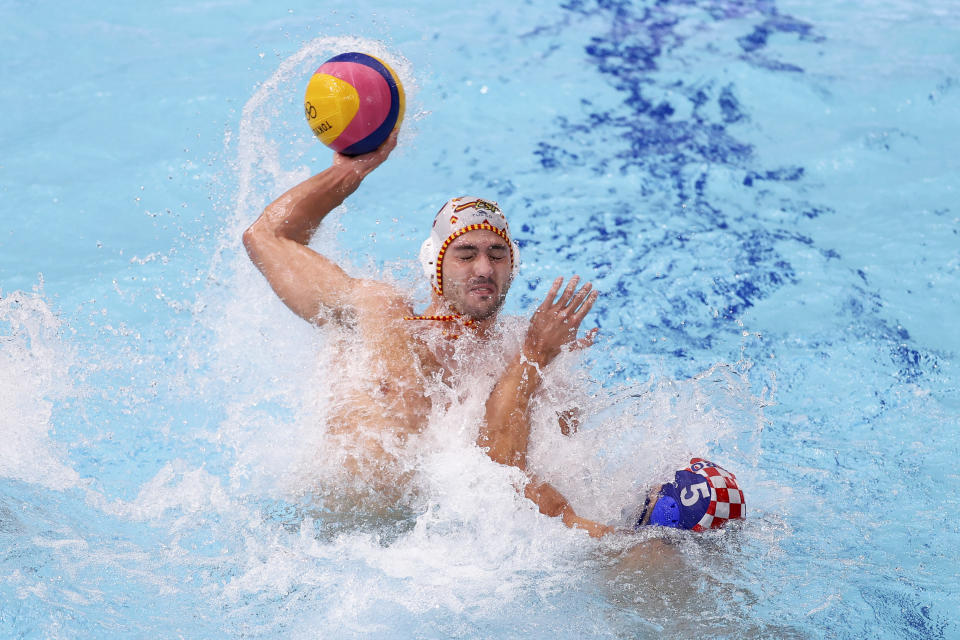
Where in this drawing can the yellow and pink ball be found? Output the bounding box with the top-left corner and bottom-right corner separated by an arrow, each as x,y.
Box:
304,52 -> 405,156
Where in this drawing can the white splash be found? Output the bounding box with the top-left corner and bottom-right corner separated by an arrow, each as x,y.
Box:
0,288 -> 81,490
170,35 -> 773,636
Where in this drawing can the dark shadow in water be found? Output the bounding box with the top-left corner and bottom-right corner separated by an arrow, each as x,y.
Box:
257,487 -> 421,547
599,531 -> 810,638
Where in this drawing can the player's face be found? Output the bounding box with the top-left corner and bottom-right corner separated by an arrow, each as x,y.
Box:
636,484 -> 666,527
441,229 -> 512,321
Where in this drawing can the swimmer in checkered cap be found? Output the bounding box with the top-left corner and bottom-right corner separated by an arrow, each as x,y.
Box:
634,458 -> 745,531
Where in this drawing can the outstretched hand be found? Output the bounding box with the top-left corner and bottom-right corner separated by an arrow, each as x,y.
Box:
332,129 -> 399,177
523,276 -> 600,368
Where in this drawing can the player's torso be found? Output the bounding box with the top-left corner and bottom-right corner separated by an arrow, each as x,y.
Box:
325,315 -> 443,437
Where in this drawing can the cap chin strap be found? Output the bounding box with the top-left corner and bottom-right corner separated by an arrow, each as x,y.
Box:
403,312 -> 475,341
403,313 -> 474,325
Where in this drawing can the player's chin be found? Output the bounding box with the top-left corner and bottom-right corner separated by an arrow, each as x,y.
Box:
462,298 -> 502,321
463,306 -> 495,322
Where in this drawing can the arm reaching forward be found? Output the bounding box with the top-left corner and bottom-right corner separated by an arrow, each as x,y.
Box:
481,276 -> 611,538
242,132 -> 398,323
525,476 -> 613,538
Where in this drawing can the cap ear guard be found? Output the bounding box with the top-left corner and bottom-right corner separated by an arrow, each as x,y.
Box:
419,236 -> 437,284
648,494 -> 682,528
508,239 -> 521,280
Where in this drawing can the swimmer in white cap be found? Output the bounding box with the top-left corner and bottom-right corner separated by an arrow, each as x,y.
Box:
244,131 -> 610,536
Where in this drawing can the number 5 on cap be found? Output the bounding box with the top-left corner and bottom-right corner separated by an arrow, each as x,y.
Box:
681,481 -> 710,506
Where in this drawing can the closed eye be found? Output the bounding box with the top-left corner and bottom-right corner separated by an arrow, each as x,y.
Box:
488,245 -> 509,261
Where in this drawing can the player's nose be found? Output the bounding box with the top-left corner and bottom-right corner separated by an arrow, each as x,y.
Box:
473,254 -> 494,277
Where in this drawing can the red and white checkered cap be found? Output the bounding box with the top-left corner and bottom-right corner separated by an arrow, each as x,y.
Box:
684,458 -> 746,532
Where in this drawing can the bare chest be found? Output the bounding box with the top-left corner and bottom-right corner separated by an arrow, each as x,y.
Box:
325,323 -> 444,436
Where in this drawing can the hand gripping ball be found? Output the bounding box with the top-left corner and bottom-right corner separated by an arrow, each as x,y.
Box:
304,52 -> 405,156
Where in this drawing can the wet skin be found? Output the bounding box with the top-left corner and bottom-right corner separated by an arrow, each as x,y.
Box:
440,230 -> 513,320
243,131 -> 612,536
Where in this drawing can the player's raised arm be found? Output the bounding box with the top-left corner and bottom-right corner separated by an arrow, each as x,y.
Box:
479,276 -> 599,469
242,132 -> 397,324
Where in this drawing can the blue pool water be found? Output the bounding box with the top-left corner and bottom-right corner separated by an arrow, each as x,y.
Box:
2,1 -> 958,638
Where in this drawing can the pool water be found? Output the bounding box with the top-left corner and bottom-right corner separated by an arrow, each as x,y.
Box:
2,0 -> 958,638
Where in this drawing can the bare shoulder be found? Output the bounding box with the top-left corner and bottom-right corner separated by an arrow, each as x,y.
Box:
350,279 -> 416,323
346,280 -> 432,367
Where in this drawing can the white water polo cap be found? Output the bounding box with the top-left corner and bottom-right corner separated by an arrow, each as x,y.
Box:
419,197 -> 518,296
